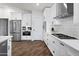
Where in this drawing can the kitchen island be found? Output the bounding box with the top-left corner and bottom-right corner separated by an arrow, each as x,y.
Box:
0,36 -> 12,56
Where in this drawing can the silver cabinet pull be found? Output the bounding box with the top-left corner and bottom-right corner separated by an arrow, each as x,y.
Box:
60,43 -> 64,46
53,51 -> 55,53
52,41 -> 55,43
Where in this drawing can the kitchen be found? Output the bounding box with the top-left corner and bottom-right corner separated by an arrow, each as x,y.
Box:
0,3 -> 79,56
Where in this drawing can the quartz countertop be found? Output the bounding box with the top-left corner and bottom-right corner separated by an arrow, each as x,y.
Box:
0,36 -> 13,43
61,40 -> 79,51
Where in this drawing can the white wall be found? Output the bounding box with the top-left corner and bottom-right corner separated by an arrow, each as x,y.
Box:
32,10 -> 43,40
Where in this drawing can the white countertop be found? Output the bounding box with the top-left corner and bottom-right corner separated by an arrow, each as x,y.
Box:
0,36 -> 13,43
61,40 -> 79,51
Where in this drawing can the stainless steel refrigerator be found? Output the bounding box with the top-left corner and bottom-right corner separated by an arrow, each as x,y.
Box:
10,20 -> 21,41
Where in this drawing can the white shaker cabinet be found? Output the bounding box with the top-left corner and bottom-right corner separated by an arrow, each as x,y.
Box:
64,43 -> 79,56
0,38 -> 12,56
10,12 -> 22,20
44,34 -> 69,56
47,35 -> 63,56
0,40 -> 7,56
7,38 -> 12,56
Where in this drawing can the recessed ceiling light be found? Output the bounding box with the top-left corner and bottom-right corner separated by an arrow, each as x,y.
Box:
36,3 -> 39,6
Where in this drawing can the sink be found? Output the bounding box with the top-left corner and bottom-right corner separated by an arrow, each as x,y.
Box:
52,34 -> 77,40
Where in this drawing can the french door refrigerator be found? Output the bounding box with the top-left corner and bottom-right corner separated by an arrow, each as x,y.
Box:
10,20 -> 21,41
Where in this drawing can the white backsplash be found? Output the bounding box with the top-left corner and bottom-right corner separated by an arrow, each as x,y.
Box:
53,16 -> 79,39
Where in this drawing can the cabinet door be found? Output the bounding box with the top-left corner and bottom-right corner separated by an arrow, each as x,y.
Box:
7,39 -> 11,56
51,39 -> 61,56
58,41 -> 68,56
0,40 -> 7,56
43,33 -> 47,45
48,38 -> 56,55
50,36 -> 68,56
47,35 -> 56,55
10,12 -> 22,20
65,44 -> 79,56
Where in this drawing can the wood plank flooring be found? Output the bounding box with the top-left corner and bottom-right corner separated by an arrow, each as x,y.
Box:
12,40 -> 53,56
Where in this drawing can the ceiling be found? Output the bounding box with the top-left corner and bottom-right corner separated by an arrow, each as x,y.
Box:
0,3 -> 53,11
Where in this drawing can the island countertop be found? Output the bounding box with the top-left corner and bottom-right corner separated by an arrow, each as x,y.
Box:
0,36 -> 13,43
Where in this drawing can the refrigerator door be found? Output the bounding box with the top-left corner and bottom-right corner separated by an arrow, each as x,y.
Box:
10,20 -> 21,41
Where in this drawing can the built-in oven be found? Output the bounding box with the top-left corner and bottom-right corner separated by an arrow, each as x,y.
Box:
23,31 -> 31,36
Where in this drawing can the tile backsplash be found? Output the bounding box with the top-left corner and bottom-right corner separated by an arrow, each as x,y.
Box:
53,16 -> 79,39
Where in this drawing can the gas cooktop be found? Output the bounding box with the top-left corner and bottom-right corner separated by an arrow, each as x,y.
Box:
52,34 -> 77,40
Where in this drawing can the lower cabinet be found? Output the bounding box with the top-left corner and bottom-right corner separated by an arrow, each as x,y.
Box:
44,34 -> 69,56
65,44 -> 79,56
54,40 -> 68,56
0,40 -> 7,56
0,39 -> 11,56
7,39 -> 12,56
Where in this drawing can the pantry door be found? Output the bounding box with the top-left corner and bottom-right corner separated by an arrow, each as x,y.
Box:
31,11 -> 43,40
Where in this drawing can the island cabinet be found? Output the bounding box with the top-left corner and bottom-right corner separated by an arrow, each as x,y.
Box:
0,40 -> 7,56
7,38 -> 12,56
0,39 -> 11,56
44,34 -> 69,56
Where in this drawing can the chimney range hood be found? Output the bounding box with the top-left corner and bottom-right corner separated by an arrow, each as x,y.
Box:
53,3 -> 73,19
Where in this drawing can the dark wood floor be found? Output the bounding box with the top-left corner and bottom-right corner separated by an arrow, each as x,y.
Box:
12,40 -> 53,56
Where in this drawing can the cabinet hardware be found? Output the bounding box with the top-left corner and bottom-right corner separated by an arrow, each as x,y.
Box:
52,41 -> 55,43
60,43 -> 64,46
47,43 -> 48,45
53,51 -> 55,53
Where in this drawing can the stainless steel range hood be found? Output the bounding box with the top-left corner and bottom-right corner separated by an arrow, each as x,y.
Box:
53,3 -> 73,19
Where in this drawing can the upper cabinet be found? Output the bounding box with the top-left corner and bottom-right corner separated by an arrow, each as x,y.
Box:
10,12 -> 22,20
43,3 -> 74,25
43,4 -> 56,21
43,8 -> 52,20
0,8 -> 9,18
